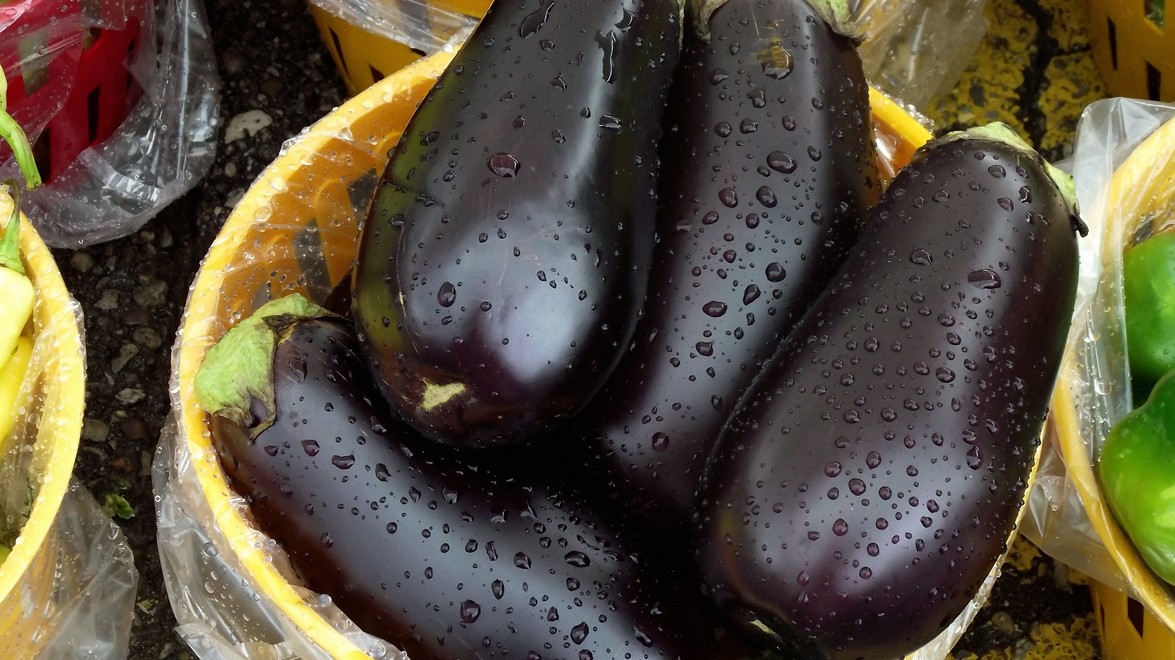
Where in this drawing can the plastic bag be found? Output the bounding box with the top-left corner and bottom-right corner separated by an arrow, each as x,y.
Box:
0,196 -> 138,657
152,39 -> 1034,657
307,0 -> 481,59
1022,98 -> 1175,612
850,0 -> 989,111
154,418 -> 402,660
0,0 -> 219,248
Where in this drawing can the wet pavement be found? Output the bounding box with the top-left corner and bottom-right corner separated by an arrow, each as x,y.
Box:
52,0 -> 1111,657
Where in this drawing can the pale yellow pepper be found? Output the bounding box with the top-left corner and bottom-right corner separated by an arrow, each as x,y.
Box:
0,335 -> 31,441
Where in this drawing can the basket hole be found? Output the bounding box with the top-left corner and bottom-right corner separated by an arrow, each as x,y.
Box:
87,87 -> 101,144
1108,17 -> 1119,70
329,27 -> 349,76
1147,61 -> 1162,100
1147,0 -> 1166,27
32,128 -> 50,181
1127,595 -> 1145,638
369,64 -> 386,84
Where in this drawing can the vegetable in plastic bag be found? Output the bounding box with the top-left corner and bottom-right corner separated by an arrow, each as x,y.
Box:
0,0 -> 219,247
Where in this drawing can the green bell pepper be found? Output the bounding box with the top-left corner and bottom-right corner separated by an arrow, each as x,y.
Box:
1100,369 -> 1175,585
1123,230 -> 1175,397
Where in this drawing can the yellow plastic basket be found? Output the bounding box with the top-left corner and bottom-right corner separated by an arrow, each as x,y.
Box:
1052,112 -> 1175,658
173,45 -> 1057,658
309,0 -> 490,95
1087,0 -> 1174,101
0,198 -> 85,654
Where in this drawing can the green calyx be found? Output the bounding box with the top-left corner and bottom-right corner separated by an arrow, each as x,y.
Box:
0,66 -> 42,192
194,293 -> 332,437
941,121 -> 1080,221
0,187 -> 21,275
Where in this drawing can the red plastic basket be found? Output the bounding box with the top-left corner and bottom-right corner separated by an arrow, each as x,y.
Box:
0,0 -> 145,183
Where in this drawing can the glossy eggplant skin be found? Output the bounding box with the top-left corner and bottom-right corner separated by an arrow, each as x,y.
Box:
352,0 -> 684,449
567,0 -> 878,536
693,133 -> 1081,659
212,315 -> 719,660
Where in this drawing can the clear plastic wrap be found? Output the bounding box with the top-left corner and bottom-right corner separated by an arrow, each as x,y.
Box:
155,41 -> 1038,657
1022,98 -> 1175,622
0,195 -> 138,657
0,0 -> 219,248
850,0 -> 989,110
307,0 -> 481,59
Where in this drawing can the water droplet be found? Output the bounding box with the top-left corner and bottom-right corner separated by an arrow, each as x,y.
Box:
833,519 -> 848,535
492,579 -> 505,599
438,281 -> 457,307
767,151 -> 796,174
386,522 -> 397,534
651,432 -> 670,451
988,164 -> 1006,178
824,461 -> 842,477
514,552 -> 532,569
263,445 -> 278,457
331,454 -> 355,470
599,115 -> 622,131
596,29 -> 618,83
460,600 -> 482,624
807,146 -> 822,161
719,188 -> 738,208
571,622 -> 590,644
758,42 -> 793,79
709,67 -> 729,84
695,341 -> 714,357
967,445 -> 983,469
565,551 -> 591,567
756,186 -> 777,208
997,197 -> 1014,212
321,532 -> 333,548
849,478 -> 866,496
743,284 -> 761,305
967,269 -> 1001,289
519,0 -> 553,37
765,263 -> 786,282
487,153 -> 521,177
714,121 -> 732,137
910,248 -> 933,265
552,130 -> 566,143
301,439 -> 320,456
866,451 -> 881,469
936,367 -> 956,383
748,87 -> 766,108
703,301 -> 728,317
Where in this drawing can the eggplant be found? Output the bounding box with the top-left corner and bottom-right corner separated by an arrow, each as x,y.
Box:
567,0 -> 878,535
195,295 -> 721,660
352,0 -> 686,449
692,124 -> 1085,659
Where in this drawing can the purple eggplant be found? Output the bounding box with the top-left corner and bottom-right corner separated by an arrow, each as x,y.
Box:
567,0 -> 878,535
693,124 -> 1085,659
195,295 -> 721,660
351,0 -> 685,449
